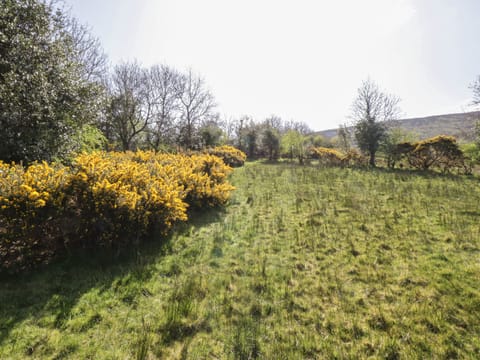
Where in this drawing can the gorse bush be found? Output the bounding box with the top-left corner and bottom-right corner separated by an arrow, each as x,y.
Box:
311,147 -> 344,166
0,161 -> 70,272
311,147 -> 367,167
394,135 -> 470,174
0,151 -> 235,273
204,145 -> 247,167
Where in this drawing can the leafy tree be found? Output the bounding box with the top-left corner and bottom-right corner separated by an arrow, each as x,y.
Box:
244,129 -> 258,158
72,124 -> 107,153
461,142 -> 480,167
281,130 -> 306,164
307,134 -> 333,148
0,0 -> 102,163
199,120 -> 224,147
351,79 -> 401,166
380,127 -> 418,168
261,127 -> 280,160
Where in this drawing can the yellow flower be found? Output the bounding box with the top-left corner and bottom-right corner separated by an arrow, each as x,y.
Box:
78,172 -> 88,182
34,199 -> 46,207
20,184 -> 33,193
28,191 -> 40,200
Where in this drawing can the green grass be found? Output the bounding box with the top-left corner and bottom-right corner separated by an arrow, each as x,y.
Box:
1,162 -> 480,359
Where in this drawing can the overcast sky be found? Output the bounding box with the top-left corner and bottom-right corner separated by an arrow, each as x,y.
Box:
65,0 -> 480,131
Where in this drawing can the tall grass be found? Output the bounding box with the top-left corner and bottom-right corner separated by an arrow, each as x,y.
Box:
1,162 -> 479,358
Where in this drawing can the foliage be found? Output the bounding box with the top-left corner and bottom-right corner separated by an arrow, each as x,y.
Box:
307,134 -> 333,148
204,145 -> 246,167
261,127 -> 280,160
0,0 -> 102,163
0,151 -> 235,273
380,127 -> 418,168
476,120 -> 480,149
281,130 -> 307,163
199,122 -> 224,148
69,124 -> 107,155
461,143 -> 480,170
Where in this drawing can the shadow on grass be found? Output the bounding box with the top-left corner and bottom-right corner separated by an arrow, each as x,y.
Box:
0,206 -> 225,348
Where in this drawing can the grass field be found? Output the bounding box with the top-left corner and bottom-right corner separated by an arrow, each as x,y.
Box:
1,162 -> 480,359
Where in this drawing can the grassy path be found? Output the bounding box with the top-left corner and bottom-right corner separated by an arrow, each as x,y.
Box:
1,162 -> 480,358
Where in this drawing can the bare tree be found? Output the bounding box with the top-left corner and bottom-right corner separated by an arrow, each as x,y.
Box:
146,64 -> 182,149
284,120 -> 312,135
106,62 -> 152,150
351,79 -> 401,166
232,115 -> 253,151
67,18 -> 108,83
337,123 -> 352,152
264,115 -> 284,133
176,69 -> 216,149
471,76 -> 480,107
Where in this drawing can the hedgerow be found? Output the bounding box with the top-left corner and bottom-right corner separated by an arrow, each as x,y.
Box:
0,151 -> 235,273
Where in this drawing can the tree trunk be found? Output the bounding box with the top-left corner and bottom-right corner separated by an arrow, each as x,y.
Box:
369,152 -> 376,167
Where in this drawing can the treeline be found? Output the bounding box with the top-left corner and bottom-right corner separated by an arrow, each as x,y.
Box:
0,0 -> 331,164
2,0 -> 480,171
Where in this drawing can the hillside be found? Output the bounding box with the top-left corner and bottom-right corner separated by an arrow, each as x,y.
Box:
316,111 -> 480,142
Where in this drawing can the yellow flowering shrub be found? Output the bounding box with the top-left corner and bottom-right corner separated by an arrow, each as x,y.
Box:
311,147 -> 345,167
341,149 -> 368,167
0,151 -> 236,273
184,154 -> 235,207
0,161 -> 70,271
403,136 -> 467,173
310,148 -> 367,168
204,145 -> 247,167
69,152 -> 188,249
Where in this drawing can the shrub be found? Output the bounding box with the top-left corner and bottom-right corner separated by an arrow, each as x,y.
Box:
204,146 -> 247,167
0,161 -> 70,271
311,147 -> 344,167
0,151 -> 236,273
69,152 -> 189,250
311,147 -> 368,168
342,149 -> 368,168
398,136 -> 469,173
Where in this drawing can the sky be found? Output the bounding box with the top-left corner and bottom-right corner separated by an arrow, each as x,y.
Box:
65,0 -> 480,131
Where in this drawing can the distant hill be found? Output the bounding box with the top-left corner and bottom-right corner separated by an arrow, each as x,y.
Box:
315,111 -> 480,142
